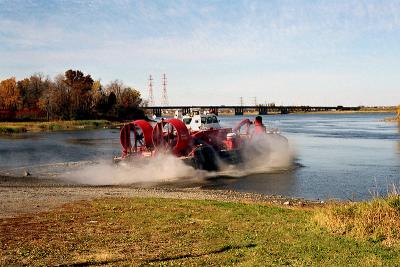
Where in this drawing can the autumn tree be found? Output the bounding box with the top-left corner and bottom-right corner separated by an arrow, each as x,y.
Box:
17,73 -> 49,110
116,87 -> 143,118
29,74 -> 48,109
40,74 -> 71,119
120,87 -> 141,108
0,71 -> 145,120
91,80 -> 114,116
37,88 -> 51,120
108,92 -> 116,107
91,80 -> 102,106
0,77 -> 21,111
64,70 -> 94,119
16,78 -> 30,109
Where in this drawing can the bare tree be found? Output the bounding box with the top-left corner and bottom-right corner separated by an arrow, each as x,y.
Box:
105,80 -> 124,104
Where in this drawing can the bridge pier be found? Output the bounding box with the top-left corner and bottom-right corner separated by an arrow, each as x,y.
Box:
153,107 -> 162,117
182,107 -> 191,115
209,108 -> 219,115
257,106 -> 268,115
234,107 -> 244,115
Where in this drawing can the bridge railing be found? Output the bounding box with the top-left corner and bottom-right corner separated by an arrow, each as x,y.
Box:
142,105 -> 360,116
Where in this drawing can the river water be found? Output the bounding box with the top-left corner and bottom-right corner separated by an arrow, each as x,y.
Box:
1,113 -> 399,200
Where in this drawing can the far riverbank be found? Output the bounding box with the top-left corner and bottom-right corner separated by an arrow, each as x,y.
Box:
0,120 -> 123,134
1,110 -> 396,134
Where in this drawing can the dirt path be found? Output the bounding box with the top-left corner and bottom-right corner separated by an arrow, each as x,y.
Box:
0,175 -> 321,218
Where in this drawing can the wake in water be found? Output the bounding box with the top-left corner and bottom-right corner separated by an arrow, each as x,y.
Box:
61,133 -> 295,185
215,133 -> 295,177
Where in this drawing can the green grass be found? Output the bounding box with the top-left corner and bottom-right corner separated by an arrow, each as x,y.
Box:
1,197 -> 399,266
0,120 -> 116,133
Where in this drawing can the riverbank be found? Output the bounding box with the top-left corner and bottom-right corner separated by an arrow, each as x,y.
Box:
0,120 -> 122,133
1,175 -> 400,265
0,175 -> 319,219
384,116 -> 400,122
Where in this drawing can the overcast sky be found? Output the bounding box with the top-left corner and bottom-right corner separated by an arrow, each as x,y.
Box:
0,0 -> 399,106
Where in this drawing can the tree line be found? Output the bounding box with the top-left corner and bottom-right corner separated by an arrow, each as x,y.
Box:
0,70 -> 145,120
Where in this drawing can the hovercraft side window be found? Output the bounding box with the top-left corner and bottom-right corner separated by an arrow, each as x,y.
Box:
201,117 -> 206,124
212,116 -> 218,123
183,118 -> 192,124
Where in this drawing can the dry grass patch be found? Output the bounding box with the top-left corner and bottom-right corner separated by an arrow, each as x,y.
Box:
315,195 -> 400,247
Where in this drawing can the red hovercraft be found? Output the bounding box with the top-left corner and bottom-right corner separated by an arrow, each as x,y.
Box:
114,111 -> 286,171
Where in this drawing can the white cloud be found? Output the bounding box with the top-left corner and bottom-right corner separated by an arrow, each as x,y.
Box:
1,0 -> 400,105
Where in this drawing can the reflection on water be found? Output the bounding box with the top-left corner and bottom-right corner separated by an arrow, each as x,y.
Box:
66,138 -> 119,146
0,113 -> 399,200
0,133 -> 42,140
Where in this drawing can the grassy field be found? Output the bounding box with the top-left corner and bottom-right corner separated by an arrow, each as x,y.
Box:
1,197 -> 400,266
0,120 -> 120,133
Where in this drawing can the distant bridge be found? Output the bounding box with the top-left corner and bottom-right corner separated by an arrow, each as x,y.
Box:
143,105 -> 360,117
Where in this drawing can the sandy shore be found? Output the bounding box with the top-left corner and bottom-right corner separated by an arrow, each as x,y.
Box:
0,175 -> 321,219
